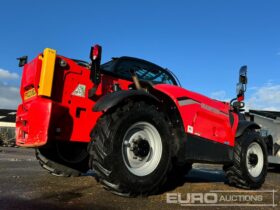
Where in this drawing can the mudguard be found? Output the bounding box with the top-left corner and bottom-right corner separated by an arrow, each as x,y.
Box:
235,120 -> 261,138
92,90 -> 159,112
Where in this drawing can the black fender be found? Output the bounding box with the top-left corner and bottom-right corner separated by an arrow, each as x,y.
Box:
92,90 -> 159,112
235,120 -> 261,138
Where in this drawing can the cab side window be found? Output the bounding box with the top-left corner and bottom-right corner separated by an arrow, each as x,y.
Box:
115,59 -> 175,85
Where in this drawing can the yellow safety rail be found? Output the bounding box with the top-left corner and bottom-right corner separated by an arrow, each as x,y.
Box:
38,48 -> 56,97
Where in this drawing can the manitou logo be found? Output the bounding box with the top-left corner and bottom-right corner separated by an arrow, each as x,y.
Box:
167,193 -> 218,205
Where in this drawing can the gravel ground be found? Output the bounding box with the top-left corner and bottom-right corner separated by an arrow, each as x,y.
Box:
0,147 -> 279,210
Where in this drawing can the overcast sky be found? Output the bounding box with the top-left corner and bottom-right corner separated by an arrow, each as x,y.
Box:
0,0 -> 280,110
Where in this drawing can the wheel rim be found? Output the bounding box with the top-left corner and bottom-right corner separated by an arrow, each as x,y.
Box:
246,142 -> 264,178
122,122 -> 162,176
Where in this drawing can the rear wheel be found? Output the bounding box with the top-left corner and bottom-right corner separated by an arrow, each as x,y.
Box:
88,101 -> 173,196
36,141 -> 89,177
224,129 -> 267,189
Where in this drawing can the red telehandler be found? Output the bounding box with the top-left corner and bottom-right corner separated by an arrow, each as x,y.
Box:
16,45 -> 267,196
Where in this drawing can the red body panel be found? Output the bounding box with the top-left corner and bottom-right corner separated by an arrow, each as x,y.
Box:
16,98 -> 51,147
16,55 -> 132,147
154,84 -> 239,147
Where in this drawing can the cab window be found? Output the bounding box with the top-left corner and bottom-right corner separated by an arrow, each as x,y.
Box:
114,59 -> 176,85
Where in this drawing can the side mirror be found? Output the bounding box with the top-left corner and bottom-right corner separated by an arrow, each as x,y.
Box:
239,65 -> 247,84
236,65 -> 247,102
236,82 -> 245,96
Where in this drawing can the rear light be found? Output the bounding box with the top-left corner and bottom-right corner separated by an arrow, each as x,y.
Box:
89,44 -> 102,85
90,45 -> 102,61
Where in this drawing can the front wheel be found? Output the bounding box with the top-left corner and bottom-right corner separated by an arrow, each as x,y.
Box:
88,101 -> 173,196
224,129 -> 268,189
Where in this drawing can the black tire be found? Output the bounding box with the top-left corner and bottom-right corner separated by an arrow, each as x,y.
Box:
36,141 -> 89,177
224,129 -> 268,189
173,162 -> 192,177
88,101 -> 174,196
162,161 -> 192,191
